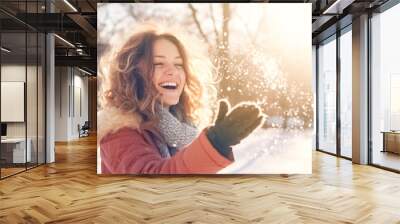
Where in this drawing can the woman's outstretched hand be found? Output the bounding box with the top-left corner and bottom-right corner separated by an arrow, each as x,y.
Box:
206,100 -> 264,158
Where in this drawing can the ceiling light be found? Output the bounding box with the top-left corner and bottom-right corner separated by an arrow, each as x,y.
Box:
54,34 -> 75,48
63,0 -> 78,12
78,67 -> 93,76
1,47 -> 11,53
322,0 -> 354,15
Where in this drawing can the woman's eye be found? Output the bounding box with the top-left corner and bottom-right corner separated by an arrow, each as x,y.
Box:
175,64 -> 183,68
154,63 -> 163,67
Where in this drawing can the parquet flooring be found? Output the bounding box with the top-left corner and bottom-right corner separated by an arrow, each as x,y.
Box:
1,134 -> 400,223
1,167 -> 26,178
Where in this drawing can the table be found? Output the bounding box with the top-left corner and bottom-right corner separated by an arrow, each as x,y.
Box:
1,138 -> 32,164
381,131 -> 400,154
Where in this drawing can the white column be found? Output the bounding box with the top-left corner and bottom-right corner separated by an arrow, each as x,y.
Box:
46,33 -> 55,163
352,14 -> 369,164
46,1 -> 55,163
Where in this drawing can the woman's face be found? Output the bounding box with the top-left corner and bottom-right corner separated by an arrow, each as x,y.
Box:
152,38 -> 186,107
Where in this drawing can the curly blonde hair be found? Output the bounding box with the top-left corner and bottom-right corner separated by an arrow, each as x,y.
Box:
99,23 -> 216,134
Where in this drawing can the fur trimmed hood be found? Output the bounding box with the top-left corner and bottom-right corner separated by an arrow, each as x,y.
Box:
97,107 -> 143,141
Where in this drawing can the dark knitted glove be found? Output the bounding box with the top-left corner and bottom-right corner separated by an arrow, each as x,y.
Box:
206,100 -> 264,158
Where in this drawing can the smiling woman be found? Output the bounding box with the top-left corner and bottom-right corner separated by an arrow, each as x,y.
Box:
97,23 -> 264,174
152,38 -> 187,107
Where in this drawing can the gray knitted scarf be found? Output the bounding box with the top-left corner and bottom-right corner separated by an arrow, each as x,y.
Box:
155,104 -> 199,158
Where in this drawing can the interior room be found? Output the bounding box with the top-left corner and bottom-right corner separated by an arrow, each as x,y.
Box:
0,22 -> 46,178
0,0 -> 399,223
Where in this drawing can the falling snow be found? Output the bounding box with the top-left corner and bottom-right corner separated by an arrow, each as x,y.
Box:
214,47 -> 313,129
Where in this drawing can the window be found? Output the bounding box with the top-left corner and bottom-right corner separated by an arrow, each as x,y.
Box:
317,35 -> 337,154
339,27 -> 352,158
371,2 -> 400,171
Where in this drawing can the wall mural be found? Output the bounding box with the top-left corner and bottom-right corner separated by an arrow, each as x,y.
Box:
97,3 -> 312,174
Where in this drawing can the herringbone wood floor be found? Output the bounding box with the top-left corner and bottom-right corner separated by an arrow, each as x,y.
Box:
1,135 -> 400,224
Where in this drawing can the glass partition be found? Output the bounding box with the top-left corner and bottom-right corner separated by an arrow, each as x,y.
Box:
27,31 -> 38,169
1,30 -> 28,178
0,0 -> 46,179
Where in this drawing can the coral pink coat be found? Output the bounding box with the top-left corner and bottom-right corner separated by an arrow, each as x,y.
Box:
98,108 -> 233,174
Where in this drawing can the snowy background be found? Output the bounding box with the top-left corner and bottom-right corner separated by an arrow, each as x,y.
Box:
219,128 -> 312,174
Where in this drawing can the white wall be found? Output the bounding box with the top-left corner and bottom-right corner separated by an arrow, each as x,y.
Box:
55,66 -> 69,141
1,65 -> 36,138
1,65 -> 25,131
72,73 -> 89,138
54,67 -> 89,141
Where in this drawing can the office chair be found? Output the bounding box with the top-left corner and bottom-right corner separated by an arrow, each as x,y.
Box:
79,121 -> 90,138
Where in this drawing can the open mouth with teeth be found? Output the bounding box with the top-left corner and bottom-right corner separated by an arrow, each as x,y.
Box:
159,82 -> 178,90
